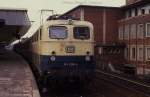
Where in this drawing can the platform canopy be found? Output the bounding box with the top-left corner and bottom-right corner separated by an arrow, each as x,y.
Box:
0,8 -> 31,43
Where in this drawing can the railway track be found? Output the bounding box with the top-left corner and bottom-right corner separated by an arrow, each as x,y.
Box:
96,70 -> 150,97
41,70 -> 149,97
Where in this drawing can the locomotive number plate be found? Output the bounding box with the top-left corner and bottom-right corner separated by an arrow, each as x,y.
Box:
64,63 -> 78,66
65,46 -> 75,53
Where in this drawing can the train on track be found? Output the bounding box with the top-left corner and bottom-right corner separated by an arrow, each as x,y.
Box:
14,16 -> 95,84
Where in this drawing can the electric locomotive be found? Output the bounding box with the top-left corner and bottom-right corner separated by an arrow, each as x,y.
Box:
15,17 -> 95,83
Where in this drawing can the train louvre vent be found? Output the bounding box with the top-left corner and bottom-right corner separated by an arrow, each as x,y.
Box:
47,15 -> 80,20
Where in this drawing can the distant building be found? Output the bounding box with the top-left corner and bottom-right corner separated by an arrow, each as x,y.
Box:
118,0 -> 150,75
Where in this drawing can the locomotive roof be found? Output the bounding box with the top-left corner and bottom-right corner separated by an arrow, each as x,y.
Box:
44,19 -> 93,27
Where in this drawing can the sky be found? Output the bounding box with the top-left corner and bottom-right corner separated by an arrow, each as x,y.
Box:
0,0 -> 126,21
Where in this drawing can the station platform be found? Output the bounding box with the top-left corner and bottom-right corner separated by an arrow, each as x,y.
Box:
0,49 -> 40,97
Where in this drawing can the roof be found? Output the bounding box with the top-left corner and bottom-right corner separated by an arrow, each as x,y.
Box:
63,5 -> 120,15
0,7 -> 27,12
122,0 -> 150,9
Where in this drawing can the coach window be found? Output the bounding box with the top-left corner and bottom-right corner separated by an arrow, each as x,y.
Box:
49,26 -> 67,39
73,27 -> 90,39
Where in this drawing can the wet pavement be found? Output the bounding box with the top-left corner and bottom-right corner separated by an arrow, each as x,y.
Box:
0,49 -> 40,97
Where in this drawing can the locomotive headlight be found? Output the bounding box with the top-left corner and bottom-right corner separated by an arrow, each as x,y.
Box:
50,56 -> 56,61
85,56 -> 90,61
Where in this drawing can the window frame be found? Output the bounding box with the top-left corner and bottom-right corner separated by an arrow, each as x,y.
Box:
145,46 -> 150,61
124,47 -> 129,60
49,26 -> 68,39
130,45 -> 136,61
124,24 -> 129,40
118,26 -> 124,40
137,46 -> 144,61
73,26 -> 90,40
130,24 -> 136,39
137,24 -> 144,39
146,23 -> 150,37
141,9 -> 145,15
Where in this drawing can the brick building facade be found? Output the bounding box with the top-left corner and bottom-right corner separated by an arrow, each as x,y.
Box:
62,0 -> 150,75
118,0 -> 150,75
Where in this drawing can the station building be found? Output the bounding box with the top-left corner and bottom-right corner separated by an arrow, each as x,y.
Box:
118,0 -> 150,75
62,0 -> 150,75
0,8 -> 31,43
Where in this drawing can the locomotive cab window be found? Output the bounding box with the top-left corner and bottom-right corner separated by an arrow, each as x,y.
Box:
73,27 -> 90,39
49,26 -> 67,39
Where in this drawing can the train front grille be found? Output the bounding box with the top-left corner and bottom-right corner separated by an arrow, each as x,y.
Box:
64,63 -> 79,75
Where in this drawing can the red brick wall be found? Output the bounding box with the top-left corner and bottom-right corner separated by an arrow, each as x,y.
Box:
84,7 -> 123,45
84,7 -> 104,44
105,9 -> 123,44
63,7 -> 123,45
64,8 -> 82,19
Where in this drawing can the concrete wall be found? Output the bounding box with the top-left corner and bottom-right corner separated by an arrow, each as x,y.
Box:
0,9 -> 31,42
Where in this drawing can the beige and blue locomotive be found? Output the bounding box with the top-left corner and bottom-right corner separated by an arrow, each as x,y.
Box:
16,18 -> 95,82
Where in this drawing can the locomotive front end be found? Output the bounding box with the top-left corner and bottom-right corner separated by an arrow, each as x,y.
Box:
39,20 -> 95,82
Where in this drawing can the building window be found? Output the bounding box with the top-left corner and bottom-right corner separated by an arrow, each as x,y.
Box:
119,26 -> 123,40
124,25 -> 129,40
135,8 -> 138,16
125,47 -> 129,60
131,9 -> 135,17
137,24 -> 144,39
141,9 -> 145,15
98,47 -> 103,55
130,24 -> 136,39
130,46 -> 136,60
146,47 -> 150,61
146,23 -> 150,37
128,10 -> 132,17
138,46 -> 143,61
